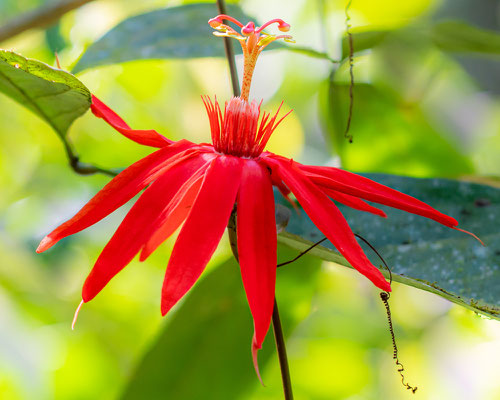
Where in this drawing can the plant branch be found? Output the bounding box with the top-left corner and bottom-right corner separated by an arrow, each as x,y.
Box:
277,238 -> 328,268
217,1 -> 293,393
227,208 -> 294,400
61,135 -> 117,177
272,298 -> 294,400
0,0 -> 96,43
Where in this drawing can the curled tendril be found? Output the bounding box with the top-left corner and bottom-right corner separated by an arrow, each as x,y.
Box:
380,292 -> 418,394
354,233 -> 418,394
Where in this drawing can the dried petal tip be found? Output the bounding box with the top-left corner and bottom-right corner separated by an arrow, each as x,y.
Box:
36,236 -> 55,253
453,227 -> 485,246
71,300 -> 84,330
252,341 -> 265,386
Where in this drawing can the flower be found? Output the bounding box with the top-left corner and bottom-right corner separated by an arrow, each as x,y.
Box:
37,15 -> 480,377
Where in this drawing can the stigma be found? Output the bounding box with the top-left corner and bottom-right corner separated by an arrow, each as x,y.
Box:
208,15 -> 294,101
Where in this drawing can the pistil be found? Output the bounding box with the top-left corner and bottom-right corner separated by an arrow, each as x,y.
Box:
209,15 -> 293,101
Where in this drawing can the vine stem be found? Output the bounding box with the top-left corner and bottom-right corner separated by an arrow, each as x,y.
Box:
0,0 -> 96,43
218,2 -> 293,396
227,209 -> 293,400
216,0 -> 293,394
272,298 -> 294,399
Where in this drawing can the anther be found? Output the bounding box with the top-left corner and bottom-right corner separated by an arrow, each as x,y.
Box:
278,22 -> 290,32
208,18 -> 222,28
208,14 -> 244,28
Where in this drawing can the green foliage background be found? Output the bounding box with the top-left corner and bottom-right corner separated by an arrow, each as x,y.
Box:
0,0 -> 499,399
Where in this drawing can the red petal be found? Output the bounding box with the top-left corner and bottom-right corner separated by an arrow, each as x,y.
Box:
161,155 -> 243,315
322,187 -> 387,218
266,157 -> 391,292
300,164 -> 458,227
139,166 -> 208,261
237,160 -> 277,374
91,95 -> 172,147
82,153 -> 209,301
36,141 -> 195,253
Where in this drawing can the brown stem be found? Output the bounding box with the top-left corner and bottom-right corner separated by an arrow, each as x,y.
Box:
0,0 -> 96,43
272,298 -> 294,400
216,0 -> 241,98
62,137 -> 117,177
227,210 -> 294,399
216,1 -> 293,396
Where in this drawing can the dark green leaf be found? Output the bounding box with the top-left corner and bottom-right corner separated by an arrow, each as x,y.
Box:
431,21 -> 500,55
45,22 -> 67,54
73,3 -> 331,74
73,3 -> 252,73
121,248 -> 321,400
0,50 -> 90,137
277,176 -> 500,320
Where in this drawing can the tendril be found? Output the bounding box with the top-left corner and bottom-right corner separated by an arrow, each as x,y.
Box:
279,232 -> 418,393
354,233 -> 418,394
380,292 -> 418,394
344,0 -> 354,143
277,237 -> 328,267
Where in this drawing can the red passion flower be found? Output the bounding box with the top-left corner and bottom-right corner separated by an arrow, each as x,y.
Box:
37,15 -> 480,374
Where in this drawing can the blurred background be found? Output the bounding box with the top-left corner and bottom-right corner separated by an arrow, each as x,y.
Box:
0,0 -> 499,399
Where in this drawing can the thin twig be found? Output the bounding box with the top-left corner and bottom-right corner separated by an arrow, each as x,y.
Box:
277,238 -> 328,268
62,138 -> 117,177
272,298 -> 294,400
53,53 -> 117,178
0,0 -> 96,43
216,0 -> 241,97
216,1 -> 293,395
354,233 -> 392,284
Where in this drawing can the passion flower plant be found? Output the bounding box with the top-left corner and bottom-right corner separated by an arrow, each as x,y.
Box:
37,15 -> 479,374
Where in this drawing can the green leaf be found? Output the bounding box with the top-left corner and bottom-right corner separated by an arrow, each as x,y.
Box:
0,50 -> 91,137
121,248 -> 321,399
73,3 -> 332,74
277,176 -> 500,320
73,3 -> 252,74
430,21 -> 500,55
45,22 -> 67,54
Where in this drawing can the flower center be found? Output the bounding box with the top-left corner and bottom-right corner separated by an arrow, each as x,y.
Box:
208,15 -> 294,101
202,96 -> 290,158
